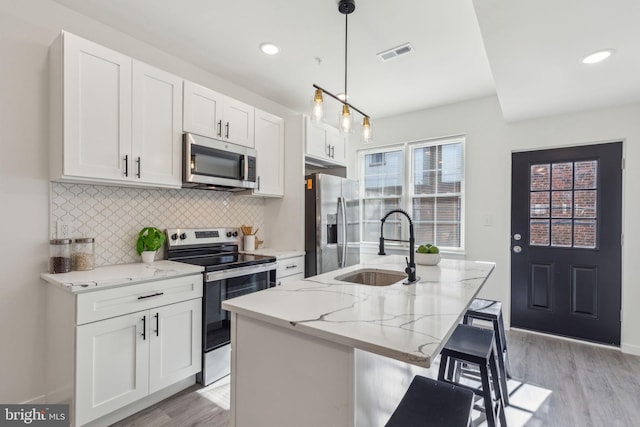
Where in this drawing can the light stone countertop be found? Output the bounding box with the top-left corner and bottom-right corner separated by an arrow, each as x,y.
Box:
223,255 -> 495,367
40,260 -> 204,293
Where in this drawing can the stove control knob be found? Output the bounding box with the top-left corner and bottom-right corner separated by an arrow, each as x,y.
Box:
226,232 -> 232,238
232,231 -> 238,237
170,233 -> 178,241
179,233 -> 187,240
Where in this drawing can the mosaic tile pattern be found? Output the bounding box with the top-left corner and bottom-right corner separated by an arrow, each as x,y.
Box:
51,183 -> 264,266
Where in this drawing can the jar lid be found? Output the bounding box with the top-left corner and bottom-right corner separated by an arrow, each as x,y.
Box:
74,237 -> 95,243
50,238 -> 72,244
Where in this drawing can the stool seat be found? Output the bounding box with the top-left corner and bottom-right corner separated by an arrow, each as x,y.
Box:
443,323 -> 495,361
467,298 -> 502,318
385,375 -> 474,427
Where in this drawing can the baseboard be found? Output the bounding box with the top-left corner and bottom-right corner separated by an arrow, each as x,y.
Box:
510,327 -> 620,351
621,342 -> 640,356
20,395 -> 47,404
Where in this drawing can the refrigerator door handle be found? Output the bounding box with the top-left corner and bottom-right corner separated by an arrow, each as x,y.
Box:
338,196 -> 348,268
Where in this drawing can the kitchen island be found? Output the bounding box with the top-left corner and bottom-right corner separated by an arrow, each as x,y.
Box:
222,255 -> 495,427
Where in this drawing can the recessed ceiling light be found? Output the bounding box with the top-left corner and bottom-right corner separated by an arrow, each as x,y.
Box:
259,43 -> 279,55
581,49 -> 615,64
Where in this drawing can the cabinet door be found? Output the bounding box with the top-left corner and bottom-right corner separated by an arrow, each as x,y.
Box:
132,61 -> 183,187
149,299 -> 202,394
76,311 -> 149,426
305,118 -> 329,159
326,126 -> 347,165
63,32 -> 132,180
183,80 -> 224,139
253,110 -> 284,197
224,98 -> 255,147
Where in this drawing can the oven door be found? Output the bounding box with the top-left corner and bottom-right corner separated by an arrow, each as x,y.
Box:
203,263 -> 276,352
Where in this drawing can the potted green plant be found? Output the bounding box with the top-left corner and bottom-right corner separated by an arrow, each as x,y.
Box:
415,243 -> 440,265
136,227 -> 166,263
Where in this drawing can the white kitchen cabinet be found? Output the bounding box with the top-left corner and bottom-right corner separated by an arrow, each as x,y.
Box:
44,269 -> 202,426
304,116 -> 346,166
250,109 -> 284,197
76,311 -> 150,425
132,61 -> 183,187
183,80 -> 255,148
276,254 -> 305,285
49,31 -> 183,189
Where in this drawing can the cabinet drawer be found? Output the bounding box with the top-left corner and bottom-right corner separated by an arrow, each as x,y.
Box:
276,256 -> 304,279
278,273 -> 304,286
76,274 -> 203,325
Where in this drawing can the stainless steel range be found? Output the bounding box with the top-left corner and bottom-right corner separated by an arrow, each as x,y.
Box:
166,227 -> 276,385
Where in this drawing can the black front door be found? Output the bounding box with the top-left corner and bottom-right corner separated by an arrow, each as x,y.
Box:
511,142 -> 622,345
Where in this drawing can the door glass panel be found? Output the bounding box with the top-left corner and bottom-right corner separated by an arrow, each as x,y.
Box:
530,192 -> 550,217
574,190 -> 597,218
574,160 -> 597,189
529,160 -> 598,249
574,220 -> 597,248
551,191 -> 573,218
552,163 -> 573,190
551,219 -> 572,247
531,164 -> 550,190
530,220 -> 550,246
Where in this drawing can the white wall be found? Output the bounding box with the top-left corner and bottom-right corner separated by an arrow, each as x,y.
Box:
0,0 -> 294,403
348,95 -> 640,355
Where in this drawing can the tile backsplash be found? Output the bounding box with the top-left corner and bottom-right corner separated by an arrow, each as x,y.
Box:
50,183 -> 264,266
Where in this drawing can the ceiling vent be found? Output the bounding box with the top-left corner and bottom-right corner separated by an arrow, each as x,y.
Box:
377,43 -> 414,62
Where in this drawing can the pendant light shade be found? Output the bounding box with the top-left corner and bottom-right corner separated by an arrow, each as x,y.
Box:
311,88 -> 324,122
310,0 -> 372,140
361,116 -> 372,142
340,104 -> 352,133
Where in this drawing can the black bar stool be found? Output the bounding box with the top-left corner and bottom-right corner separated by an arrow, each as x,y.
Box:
464,298 -> 512,404
385,375 -> 474,427
438,324 -> 507,427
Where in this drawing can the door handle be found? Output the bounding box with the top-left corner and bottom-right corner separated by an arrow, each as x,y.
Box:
513,245 -> 522,253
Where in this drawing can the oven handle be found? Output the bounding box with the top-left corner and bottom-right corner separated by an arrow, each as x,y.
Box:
205,262 -> 277,282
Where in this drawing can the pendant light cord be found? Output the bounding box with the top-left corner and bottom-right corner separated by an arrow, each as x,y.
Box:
344,12 -> 348,101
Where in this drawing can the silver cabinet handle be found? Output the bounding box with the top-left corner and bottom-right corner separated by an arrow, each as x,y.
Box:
136,157 -> 141,178
217,120 -> 222,137
225,122 -> 230,139
123,155 -> 129,177
285,264 -> 297,269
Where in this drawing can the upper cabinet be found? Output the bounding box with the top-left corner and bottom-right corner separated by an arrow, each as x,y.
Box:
251,109 -> 284,197
49,31 -> 183,188
304,116 -> 346,166
183,81 -> 255,148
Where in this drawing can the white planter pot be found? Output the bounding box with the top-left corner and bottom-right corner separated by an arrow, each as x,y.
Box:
141,251 -> 156,264
415,253 -> 441,266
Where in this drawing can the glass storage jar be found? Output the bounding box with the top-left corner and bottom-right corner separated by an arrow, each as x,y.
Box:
49,239 -> 72,273
73,237 -> 95,271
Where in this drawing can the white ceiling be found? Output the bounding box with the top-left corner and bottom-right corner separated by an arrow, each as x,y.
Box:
51,0 -> 640,123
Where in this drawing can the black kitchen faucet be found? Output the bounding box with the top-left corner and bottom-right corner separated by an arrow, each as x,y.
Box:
378,209 -> 420,284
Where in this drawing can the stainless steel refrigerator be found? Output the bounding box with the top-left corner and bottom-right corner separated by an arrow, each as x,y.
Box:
305,173 -> 360,277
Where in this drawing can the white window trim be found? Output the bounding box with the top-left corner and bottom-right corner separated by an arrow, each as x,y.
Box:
357,136 -> 466,253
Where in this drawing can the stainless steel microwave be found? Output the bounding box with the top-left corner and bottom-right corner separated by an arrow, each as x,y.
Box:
183,132 -> 257,191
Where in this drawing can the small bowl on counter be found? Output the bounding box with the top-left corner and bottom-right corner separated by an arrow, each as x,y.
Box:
415,253 -> 441,266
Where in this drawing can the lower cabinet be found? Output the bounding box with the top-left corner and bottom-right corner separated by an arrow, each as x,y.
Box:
276,255 -> 305,286
75,299 -> 201,425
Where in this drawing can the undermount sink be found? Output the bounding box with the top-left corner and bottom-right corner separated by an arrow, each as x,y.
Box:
334,268 -> 406,286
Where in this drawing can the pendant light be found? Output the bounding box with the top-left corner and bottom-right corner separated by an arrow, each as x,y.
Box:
311,0 -> 372,141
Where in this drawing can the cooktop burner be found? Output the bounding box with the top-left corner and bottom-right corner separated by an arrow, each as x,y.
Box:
165,227 -> 275,271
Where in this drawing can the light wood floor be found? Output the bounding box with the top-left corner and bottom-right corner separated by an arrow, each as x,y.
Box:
114,329 -> 640,427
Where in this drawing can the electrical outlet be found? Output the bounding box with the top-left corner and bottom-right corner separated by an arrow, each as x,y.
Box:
56,220 -> 73,238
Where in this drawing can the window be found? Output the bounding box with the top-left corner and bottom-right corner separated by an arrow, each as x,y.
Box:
358,137 -> 465,250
